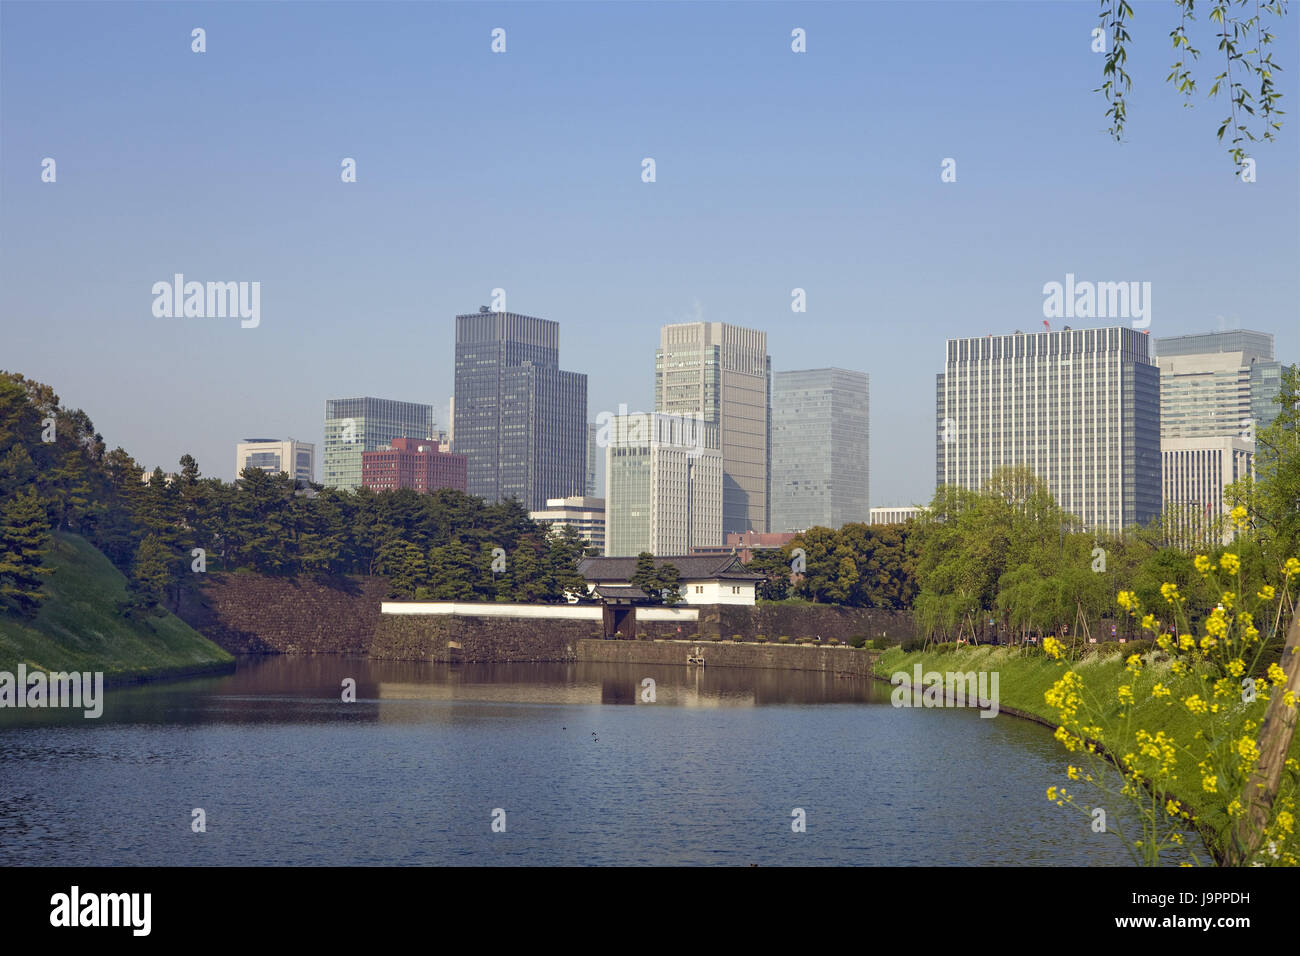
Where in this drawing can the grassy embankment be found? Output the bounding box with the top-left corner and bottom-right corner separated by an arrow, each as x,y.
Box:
875,642 -> 1300,864
0,532 -> 234,683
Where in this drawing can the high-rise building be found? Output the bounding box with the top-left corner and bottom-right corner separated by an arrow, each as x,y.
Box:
936,326 -> 1161,532
1154,330 -> 1282,439
770,368 -> 869,532
655,321 -> 770,534
235,438 -> 315,483
360,438 -> 467,494
453,309 -> 587,511
604,412 -> 723,556
586,422 -> 598,497
1161,437 -> 1254,546
1153,329 -> 1280,544
323,398 -> 435,492
529,496 -> 606,554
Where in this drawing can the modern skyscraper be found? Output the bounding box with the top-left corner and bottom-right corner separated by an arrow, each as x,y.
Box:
586,422 -> 599,497
604,412 -> 722,556
453,309 -> 587,511
323,397 -> 435,491
770,368 -> 870,532
1154,329 -> 1282,439
235,438 -> 315,483
936,326 -> 1161,532
655,321 -> 770,534
1153,329 -> 1279,544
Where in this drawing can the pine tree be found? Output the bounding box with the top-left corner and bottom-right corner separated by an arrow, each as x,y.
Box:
0,489 -> 54,616
631,552 -> 661,604
123,534 -> 172,616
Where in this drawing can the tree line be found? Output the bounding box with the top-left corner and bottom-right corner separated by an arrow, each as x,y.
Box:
0,372 -> 595,616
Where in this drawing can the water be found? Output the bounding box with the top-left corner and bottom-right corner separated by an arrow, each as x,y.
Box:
0,656 -> 1140,865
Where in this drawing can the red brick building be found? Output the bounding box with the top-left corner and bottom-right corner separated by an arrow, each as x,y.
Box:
360,438 -> 467,493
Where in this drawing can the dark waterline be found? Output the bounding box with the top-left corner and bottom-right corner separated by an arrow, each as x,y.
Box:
0,656 -> 1141,865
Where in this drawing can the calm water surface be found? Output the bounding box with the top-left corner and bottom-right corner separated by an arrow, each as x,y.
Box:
0,657 -> 1142,865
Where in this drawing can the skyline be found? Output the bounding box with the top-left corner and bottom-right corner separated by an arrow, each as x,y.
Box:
2,1 -> 1297,507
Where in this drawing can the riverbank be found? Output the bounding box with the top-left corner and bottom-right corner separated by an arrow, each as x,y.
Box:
0,533 -> 235,683
874,644 -> 1300,864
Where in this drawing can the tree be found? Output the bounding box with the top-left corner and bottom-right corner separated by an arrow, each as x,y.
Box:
0,489 -> 54,616
1096,0 -> 1289,170
630,552 -> 660,601
1229,365 -> 1300,571
122,534 -> 172,616
656,562 -> 682,606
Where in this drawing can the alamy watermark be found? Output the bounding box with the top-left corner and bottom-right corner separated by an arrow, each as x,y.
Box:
152,274 -> 260,328
890,664 -> 999,718
1042,273 -> 1150,328
0,665 -> 103,718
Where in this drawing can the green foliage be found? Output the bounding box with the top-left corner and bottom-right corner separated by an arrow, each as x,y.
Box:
0,371 -> 590,613
1097,0 -> 1289,170
0,488 -> 54,616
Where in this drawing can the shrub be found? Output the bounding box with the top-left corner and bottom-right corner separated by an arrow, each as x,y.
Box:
850,634 -> 868,649
901,637 -> 925,653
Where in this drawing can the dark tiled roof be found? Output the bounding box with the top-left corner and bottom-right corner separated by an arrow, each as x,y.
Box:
578,554 -> 764,582
591,585 -> 651,602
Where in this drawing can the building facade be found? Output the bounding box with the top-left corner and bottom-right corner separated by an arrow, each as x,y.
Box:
604,412 -> 723,556
235,438 -> 315,483
1152,330 -> 1279,543
936,326 -> 1161,532
453,309 -> 587,511
360,438 -> 467,494
529,496 -> 606,554
770,368 -> 869,532
1161,437 -> 1254,546
869,506 -> 922,525
1154,330 -> 1281,439
655,322 -> 770,535
323,398 -> 436,492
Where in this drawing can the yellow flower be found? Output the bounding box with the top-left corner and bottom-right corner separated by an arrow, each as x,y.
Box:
1043,636 -> 1065,660
1219,553 -> 1241,575
1230,505 -> 1249,529
1284,558 -> 1300,579
1047,786 -> 1057,802
1200,635 -> 1218,652
1268,663 -> 1287,687
1227,799 -> 1243,818
1202,775 -> 1218,793
1183,694 -> 1208,715
1152,683 -> 1171,698
1165,799 -> 1181,817
1179,633 -> 1195,651
1170,660 -> 1186,676
1118,685 -> 1134,706
1278,811 -> 1295,834
1205,608 -> 1229,638
1258,585 -> 1276,601
1220,590 -> 1236,610
1194,554 -> 1212,575
1238,736 -> 1260,767
1142,614 -> 1159,635
1067,766 -> 1079,780
1160,582 -> 1182,605
1226,659 -> 1245,678
1117,590 -> 1137,611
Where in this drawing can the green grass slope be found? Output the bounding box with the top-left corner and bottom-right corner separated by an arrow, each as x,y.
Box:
0,532 -> 233,681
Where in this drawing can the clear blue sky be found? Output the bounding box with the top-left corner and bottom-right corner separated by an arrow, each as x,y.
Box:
3,1 -> 1296,506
